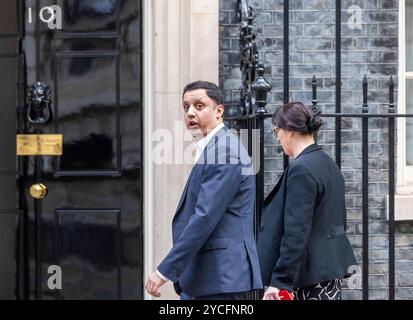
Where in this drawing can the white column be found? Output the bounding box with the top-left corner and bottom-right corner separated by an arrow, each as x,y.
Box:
190,0 -> 219,83
144,0 -> 219,300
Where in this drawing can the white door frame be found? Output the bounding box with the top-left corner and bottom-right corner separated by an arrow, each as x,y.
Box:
143,0 -> 154,300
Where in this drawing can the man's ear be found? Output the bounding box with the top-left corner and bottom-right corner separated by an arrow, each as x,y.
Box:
216,104 -> 224,119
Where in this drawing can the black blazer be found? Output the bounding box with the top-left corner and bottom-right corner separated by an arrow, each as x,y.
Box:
257,144 -> 357,291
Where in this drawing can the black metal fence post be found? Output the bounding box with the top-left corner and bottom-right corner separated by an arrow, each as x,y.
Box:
312,75 -> 319,143
239,0 -> 257,116
388,76 -> 395,300
362,75 -> 369,300
252,62 -> 272,235
283,0 -> 289,170
335,0 -> 342,168
311,75 -> 318,113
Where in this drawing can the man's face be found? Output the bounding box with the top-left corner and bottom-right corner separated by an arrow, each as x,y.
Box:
182,89 -> 224,137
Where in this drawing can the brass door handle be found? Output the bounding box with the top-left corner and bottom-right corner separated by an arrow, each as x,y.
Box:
29,183 -> 48,199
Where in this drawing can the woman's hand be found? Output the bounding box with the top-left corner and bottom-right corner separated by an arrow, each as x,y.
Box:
262,286 -> 281,300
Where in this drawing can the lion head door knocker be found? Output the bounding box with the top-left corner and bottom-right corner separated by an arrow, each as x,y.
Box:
27,82 -> 52,125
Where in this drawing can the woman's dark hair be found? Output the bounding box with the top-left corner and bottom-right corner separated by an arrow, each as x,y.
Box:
272,101 -> 322,134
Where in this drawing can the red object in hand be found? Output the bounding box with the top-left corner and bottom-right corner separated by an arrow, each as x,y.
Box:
278,290 -> 294,300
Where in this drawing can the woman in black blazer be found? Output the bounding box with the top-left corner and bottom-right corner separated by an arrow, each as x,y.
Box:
257,102 -> 357,300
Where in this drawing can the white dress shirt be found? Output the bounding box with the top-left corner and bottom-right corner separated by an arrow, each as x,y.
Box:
156,122 -> 225,283
194,122 -> 225,163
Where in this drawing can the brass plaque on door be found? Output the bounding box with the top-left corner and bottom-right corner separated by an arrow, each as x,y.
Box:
17,134 -> 63,156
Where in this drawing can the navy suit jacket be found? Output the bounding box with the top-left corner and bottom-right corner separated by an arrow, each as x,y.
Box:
257,144 -> 357,291
157,126 -> 263,297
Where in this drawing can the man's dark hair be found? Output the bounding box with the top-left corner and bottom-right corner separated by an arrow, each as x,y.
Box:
182,81 -> 223,106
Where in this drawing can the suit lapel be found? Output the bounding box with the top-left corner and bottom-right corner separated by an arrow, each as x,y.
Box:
204,126 -> 228,154
173,126 -> 228,220
174,165 -> 197,217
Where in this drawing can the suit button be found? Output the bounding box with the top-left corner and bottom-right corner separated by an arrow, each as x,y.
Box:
330,231 -> 336,237
259,226 -> 264,232
176,267 -> 184,277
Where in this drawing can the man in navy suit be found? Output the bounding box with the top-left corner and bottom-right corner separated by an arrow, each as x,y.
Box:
145,81 -> 262,300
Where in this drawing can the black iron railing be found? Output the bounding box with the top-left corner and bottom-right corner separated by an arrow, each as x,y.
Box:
227,0 -> 413,300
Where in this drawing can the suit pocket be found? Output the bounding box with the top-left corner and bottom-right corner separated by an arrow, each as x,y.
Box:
326,225 -> 346,239
198,239 -> 228,253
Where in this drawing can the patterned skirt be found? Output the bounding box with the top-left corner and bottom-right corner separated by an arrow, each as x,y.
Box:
293,278 -> 343,300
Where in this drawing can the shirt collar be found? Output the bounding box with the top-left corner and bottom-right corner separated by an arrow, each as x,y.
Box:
194,123 -> 225,162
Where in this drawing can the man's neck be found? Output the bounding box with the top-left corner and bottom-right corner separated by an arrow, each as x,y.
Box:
194,122 -> 224,141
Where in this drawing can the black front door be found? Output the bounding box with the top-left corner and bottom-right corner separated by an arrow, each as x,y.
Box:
0,0 -> 23,300
0,0 -> 144,299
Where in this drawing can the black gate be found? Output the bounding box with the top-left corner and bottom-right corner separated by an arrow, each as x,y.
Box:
226,0 -> 413,300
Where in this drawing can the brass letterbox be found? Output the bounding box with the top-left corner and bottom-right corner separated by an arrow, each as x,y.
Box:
17,134 -> 63,156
